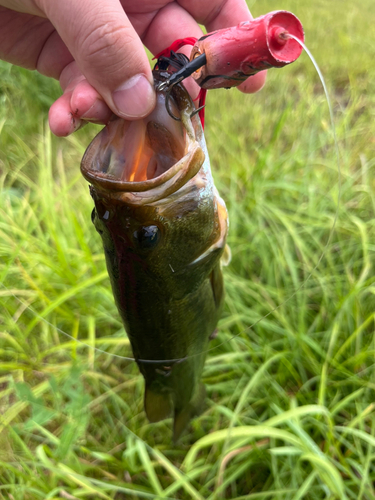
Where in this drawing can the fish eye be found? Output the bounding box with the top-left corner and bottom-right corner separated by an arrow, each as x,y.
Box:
133,225 -> 160,250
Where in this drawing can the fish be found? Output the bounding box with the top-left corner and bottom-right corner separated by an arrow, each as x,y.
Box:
80,69 -> 229,441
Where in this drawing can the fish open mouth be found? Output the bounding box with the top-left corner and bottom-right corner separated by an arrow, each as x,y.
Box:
81,78 -> 205,205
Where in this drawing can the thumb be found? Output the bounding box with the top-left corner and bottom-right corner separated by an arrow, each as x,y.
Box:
38,0 -> 156,119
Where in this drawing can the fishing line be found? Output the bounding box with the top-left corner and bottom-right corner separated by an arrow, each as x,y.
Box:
0,287 -> 137,361
1,37 -> 341,366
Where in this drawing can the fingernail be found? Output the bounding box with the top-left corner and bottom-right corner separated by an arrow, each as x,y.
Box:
112,74 -> 155,118
81,99 -> 112,123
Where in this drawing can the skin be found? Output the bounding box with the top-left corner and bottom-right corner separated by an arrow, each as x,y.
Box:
0,0 -> 266,137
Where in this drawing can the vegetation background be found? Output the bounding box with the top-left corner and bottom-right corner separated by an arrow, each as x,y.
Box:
1,0 -> 374,498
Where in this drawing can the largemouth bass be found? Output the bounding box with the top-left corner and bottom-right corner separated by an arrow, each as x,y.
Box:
81,70 -> 229,441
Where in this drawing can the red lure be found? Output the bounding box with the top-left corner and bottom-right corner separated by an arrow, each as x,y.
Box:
152,11 -> 304,129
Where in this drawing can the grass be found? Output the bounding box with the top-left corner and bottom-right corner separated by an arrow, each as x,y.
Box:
1,0 -> 375,498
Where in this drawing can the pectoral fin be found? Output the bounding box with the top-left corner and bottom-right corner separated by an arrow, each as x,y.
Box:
221,244 -> 231,266
210,264 -> 224,308
173,383 -> 206,442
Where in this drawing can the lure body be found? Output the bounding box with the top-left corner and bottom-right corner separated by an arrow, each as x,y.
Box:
190,11 -> 304,89
81,71 -> 229,440
154,10 -> 304,126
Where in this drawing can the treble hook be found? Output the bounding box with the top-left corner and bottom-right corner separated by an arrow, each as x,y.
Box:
164,82 -> 206,122
155,51 -> 208,122
156,52 -> 207,93
164,80 -> 184,121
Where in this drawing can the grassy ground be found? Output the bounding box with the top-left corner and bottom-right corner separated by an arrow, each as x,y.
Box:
1,0 -> 375,498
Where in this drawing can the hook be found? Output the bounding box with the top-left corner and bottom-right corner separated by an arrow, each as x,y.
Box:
165,81 -> 183,121
164,83 -> 205,123
190,105 -> 205,119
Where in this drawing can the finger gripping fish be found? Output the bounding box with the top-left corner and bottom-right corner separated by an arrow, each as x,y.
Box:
81,70 -> 229,441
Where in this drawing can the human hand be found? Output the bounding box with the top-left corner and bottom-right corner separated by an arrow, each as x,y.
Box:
0,0 -> 267,136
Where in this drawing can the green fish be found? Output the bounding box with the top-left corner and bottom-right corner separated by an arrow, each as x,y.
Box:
81,70 -> 229,441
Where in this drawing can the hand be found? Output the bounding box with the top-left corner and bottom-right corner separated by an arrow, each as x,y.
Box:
0,0 -> 267,136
